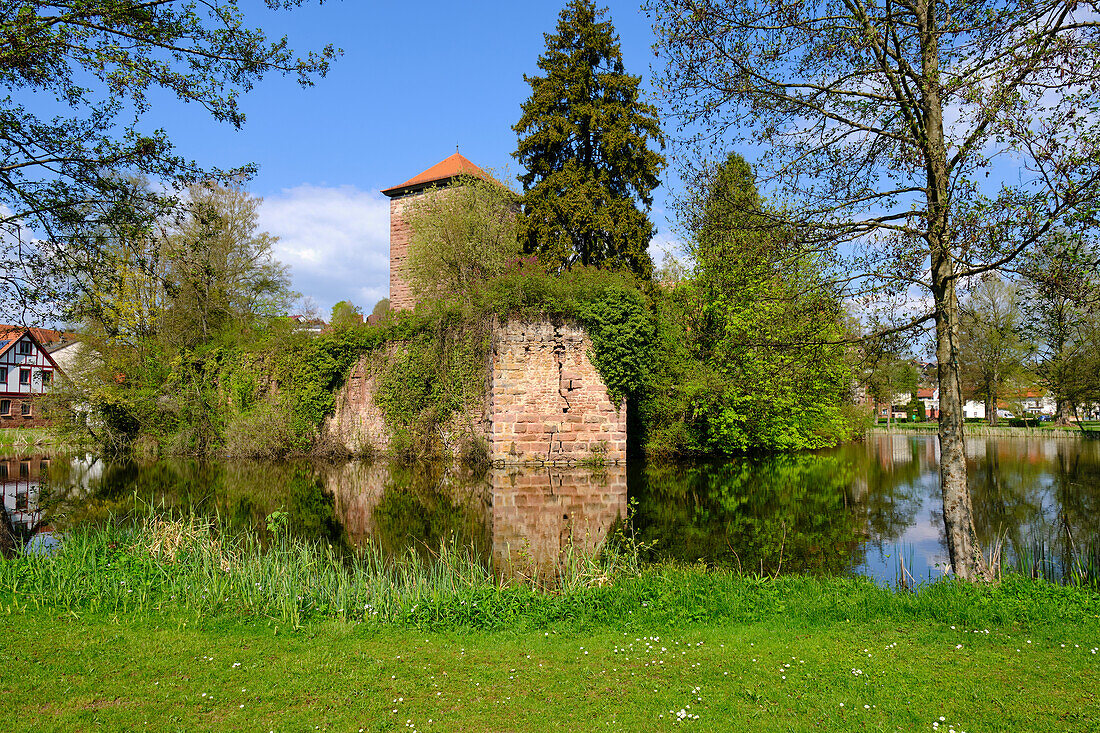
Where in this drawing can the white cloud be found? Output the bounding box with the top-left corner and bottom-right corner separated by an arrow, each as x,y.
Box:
648,231 -> 688,269
258,184 -> 390,317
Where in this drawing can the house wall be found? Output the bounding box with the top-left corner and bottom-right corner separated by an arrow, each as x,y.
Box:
322,319 -> 626,465
0,334 -> 58,427
963,400 -> 986,419
0,334 -> 54,395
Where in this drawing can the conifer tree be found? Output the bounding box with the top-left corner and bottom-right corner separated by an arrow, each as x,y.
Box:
513,0 -> 664,279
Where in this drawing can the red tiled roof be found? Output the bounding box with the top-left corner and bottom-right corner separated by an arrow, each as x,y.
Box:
381,153 -> 495,197
0,325 -> 72,346
0,326 -> 63,371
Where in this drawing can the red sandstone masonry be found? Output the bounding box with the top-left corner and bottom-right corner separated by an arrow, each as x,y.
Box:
387,194 -> 424,312
488,320 -> 626,465
323,319 -> 626,465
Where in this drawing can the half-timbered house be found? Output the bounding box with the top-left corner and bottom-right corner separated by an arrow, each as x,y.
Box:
0,327 -> 63,427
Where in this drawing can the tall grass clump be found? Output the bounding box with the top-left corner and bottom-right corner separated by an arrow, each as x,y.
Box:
0,512 -> 649,629
3,512 -> 1100,632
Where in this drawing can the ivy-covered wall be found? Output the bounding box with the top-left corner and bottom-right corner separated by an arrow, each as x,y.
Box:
323,318 -> 625,465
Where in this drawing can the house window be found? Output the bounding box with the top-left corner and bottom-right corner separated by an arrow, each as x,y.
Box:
19,368 -> 29,385
19,461 -> 29,477
0,463 -> 7,479
0,399 -> 9,416
40,369 -> 51,386
15,489 -> 27,512
20,401 -> 31,417
17,340 -> 31,355
0,367 -> 6,382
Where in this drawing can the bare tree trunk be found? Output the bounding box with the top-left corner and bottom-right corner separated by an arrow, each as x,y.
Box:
932,267 -> 993,581
0,505 -> 16,559
1055,399 -> 1070,426
922,0 -> 992,581
989,380 -> 999,426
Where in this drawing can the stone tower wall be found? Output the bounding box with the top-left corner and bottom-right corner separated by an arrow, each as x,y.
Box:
387,192 -> 429,312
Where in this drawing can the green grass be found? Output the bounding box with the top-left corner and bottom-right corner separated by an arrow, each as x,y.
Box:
0,426 -> 57,451
2,606 -> 1099,731
4,518 -> 1100,730
4,516 -> 1100,631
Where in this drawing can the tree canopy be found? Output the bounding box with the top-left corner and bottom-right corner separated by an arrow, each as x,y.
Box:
0,1 -> 336,322
650,0 -> 1100,580
1020,234 -> 1100,424
403,175 -> 521,303
958,275 -> 1031,426
643,152 -> 853,454
513,0 -> 665,280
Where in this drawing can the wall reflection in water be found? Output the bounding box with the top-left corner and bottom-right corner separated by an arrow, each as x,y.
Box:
324,462 -> 626,579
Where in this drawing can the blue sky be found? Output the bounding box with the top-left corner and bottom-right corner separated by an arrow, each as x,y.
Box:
143,0 -> 679,317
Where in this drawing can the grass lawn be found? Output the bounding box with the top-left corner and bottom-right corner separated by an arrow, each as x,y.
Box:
3,607 -> 1099,732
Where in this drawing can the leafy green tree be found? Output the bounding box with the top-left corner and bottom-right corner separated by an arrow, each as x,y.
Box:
513,0 -> 665,279
863,349 -> 919,427
1020,235 -> 1100,424
684,153 -> 852,451
958,275 -> 1032,427
370,298 -> 392,320
158,183 -> 293,348
650,0 -> 1100,580
0,1 -> 335,321
403,175 -> 521,303
329,301 -> 363,331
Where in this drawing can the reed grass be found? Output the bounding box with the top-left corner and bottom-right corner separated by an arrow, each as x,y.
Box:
0,513 -> 648,629
3,512 -> 1099,631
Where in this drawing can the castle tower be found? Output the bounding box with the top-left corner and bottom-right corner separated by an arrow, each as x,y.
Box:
380,152 -> 493,311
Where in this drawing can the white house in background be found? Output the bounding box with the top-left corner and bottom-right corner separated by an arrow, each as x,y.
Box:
917,387 -> 939,419
963,400 -> 986,419
46,339 -> 86,375
1016,390 -> 1057,416
0,327 -> 63,426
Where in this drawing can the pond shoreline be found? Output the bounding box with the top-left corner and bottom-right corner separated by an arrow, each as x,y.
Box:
867,425 -> 1097,438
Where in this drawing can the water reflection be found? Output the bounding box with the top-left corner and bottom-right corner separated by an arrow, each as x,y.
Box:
9,434 -> 1100,584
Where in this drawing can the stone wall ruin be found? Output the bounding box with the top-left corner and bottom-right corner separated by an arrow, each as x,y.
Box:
322,319 -> 626,465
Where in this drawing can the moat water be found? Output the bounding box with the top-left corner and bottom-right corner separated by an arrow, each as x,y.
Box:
4,435 -> 1099,585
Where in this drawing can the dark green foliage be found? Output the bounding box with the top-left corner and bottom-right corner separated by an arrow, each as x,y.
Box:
513,0 -> 665,279
578,287 -> 654,404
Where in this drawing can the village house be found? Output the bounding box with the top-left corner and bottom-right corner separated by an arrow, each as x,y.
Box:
917,387 -> 939,420
0,327 -> 65,427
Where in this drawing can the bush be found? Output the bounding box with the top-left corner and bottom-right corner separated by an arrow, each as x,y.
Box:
223,393 -> 299,458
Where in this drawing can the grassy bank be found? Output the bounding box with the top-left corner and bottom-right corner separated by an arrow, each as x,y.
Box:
0,426 -> 60,452
869,422 -> 1100,437
4,516 -> 1100,631
4,606 -> 1099,732
3,519 -> 1100,730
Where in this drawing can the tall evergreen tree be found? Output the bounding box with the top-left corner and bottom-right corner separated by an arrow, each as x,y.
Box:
513,0 -> 664,279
